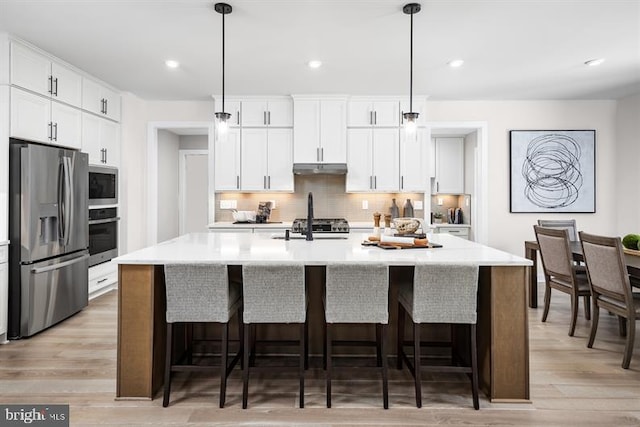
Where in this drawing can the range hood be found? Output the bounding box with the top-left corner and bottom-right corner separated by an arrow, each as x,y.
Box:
292,163 -> 348,175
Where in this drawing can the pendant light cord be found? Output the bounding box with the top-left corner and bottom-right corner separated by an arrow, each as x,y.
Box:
221,10 -> 226,113
409,9 -> 414,112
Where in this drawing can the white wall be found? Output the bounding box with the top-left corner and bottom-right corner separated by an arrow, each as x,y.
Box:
615,93 -> 640,235
120,95 -> 623,258
156,130 -> 180,242
119,95 -> 212,251
179,135 -> 208,150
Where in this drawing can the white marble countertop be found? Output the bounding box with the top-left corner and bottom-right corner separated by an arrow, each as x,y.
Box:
115,232 -> 531,267
430,223 -> 471,228
208,222 -> 292,229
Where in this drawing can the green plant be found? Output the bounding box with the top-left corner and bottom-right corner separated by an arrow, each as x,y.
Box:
622,234 -> 640,250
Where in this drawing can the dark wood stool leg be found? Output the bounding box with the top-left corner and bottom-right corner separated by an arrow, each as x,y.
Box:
413,321 -> 422,408
299,323 -> 305,408
397,303 -> 405,370
219,322 -> 229,408
242,323 -> 250,409
163,323 -> 173,408
250,324 -> 257,367
381,323 -> 389,409
304,317 -> 309,370
322,314 -> 327,370
376,323 -> 382,367
238,308 -> 244,370
470,324 -> 480,410
326,323 -> 332,408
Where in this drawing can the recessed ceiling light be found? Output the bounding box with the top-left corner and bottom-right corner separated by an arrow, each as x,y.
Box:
448,59 -> 464,68
165,59 -> 180,69
584,58 -> 605,67
307,60 -> 322,69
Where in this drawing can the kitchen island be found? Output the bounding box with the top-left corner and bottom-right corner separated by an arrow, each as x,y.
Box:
114,232 -> 531,403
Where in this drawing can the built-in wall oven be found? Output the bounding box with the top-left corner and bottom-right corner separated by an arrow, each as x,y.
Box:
88,207 -> 119,267
89,165 -> 118,205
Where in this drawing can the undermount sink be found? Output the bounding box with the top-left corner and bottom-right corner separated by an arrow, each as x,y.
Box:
270,233 -> 349,240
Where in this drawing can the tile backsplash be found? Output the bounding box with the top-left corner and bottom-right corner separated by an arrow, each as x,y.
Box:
214,175 -> 425,223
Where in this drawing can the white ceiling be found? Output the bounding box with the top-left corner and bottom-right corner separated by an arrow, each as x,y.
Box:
1,0 -> 639,101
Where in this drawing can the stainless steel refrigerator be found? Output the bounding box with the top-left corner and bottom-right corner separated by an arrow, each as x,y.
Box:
8,139 -> 89,338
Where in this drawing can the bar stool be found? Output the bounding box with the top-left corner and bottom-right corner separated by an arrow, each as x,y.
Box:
397,262 -> 480,409
241,262 -> 307,409
324,262 -> 389,409
163,263 -> 243,408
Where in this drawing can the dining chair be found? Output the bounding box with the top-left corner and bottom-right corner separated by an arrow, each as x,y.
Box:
396,262 -> 480,409
324,262 -> 390,409
534,226 -> 591,336
163,263 -> 243,408
579,232 -> 640,369
537,219 -> 579,241
241,262 -> 308,408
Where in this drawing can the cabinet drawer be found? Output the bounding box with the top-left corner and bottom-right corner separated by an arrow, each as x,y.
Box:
438,227 -> 469,237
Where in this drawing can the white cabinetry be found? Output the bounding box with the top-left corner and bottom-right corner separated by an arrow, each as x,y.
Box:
433,137 -> 464,194
346,128 -> 399,192
432,225 -> 470,240
0,244 -> 7,343
241,128 -> 293,191
214,128 -> 241,191
10,42 -> 82,107
348,99 -> 399,127
293,97 -> 347,163
89,260 -> 118,299
82,77 -> 121,122
241,98 -> 292,127
10,87 -> 82,149
400,128 -> 430,192
82,113 -> 120,166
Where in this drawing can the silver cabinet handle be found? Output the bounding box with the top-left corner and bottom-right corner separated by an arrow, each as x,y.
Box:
48,122 -> 53,140
268,111 -> 271,125
374,175 -> 377,189
263,111 -> 267,125
236,175 -> 240,189
321,147 -> 324,161
369,176 -> 373,189
53,77 -> 58,96
268,175 -> 271,189
374,111 -> 377,125
317,147 -> 320,161
104,148 -> 107,164
369,111 -> 373,125
48,75 -> 53,94
53,122 -> 58,141
97,278 -> 108,284
31,254 -> 89,274
104,99 -> 108,115
236,111 -> 240,125
401,176 -> 404,189
263,175 -> 267,189
437,182 -> 439,192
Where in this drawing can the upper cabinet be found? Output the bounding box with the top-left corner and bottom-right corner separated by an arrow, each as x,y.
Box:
241,128 -> 293,192
10,42 -> 82,108
10,87 -> 82,149
240,98 -> 292,127
82,78 -> 121,122
214,128 -> 241,191
348,99 -> 399,127
433,137 -> 464,194
293,96 -> 347,164
400,128 -> 431,192
346,128 -> 399,192
82,113 -> 120,167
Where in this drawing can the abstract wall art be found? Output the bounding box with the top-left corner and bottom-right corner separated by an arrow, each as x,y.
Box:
510,130 -> 595,213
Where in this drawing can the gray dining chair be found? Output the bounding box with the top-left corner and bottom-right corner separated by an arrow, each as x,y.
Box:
163,263 -> 243,408
324,262 -> 390,409
534,226 -> 591,336
241,262 -> 308,408
579,231 -> 640,369
396,262 -> 480,409
537,219 -> 579,241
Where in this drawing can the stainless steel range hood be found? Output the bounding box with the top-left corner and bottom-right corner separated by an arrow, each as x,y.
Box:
292,163 -> 348,175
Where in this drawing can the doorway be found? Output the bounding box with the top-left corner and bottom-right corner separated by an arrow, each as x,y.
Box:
179,150 -> 209,234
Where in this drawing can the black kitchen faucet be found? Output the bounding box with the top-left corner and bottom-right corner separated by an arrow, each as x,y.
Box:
306,192 -> 314,241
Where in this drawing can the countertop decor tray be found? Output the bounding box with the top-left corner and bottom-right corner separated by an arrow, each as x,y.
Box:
362,241 -> 443,250
624,248 -> 640,257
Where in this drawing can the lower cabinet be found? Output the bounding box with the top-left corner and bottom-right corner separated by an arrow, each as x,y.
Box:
0,244 -> 8,343
432,226 -> 470,240
89,260 -> 118,299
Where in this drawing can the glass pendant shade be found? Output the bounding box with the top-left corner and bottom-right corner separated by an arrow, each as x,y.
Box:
215,111 -> 231,136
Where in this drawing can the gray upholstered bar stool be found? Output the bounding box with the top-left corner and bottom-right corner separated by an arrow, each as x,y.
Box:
324,262 -> 390,409
163,263 -> 243,408
397,262 -> 480,409
241,262 -> 307,409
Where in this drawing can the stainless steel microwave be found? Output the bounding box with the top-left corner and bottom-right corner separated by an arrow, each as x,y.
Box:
89,165 -> 118,205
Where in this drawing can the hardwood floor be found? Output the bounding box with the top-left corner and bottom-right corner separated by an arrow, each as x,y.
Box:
0,287 -> 639,426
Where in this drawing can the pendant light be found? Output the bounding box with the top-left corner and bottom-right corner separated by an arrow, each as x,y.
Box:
402,3 -> 421,135
214,2 -> 232,136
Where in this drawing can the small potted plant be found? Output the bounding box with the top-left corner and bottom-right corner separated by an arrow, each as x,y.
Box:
433,212 -> 443,224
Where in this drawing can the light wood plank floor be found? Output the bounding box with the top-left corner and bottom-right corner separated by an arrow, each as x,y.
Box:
1,287 -> 639,426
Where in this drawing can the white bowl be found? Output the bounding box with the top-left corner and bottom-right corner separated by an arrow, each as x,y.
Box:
232,211 -> 256,222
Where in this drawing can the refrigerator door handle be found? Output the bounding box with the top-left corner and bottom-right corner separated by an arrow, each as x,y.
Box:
58,156 -> 73,246
30,253 -> 89,274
